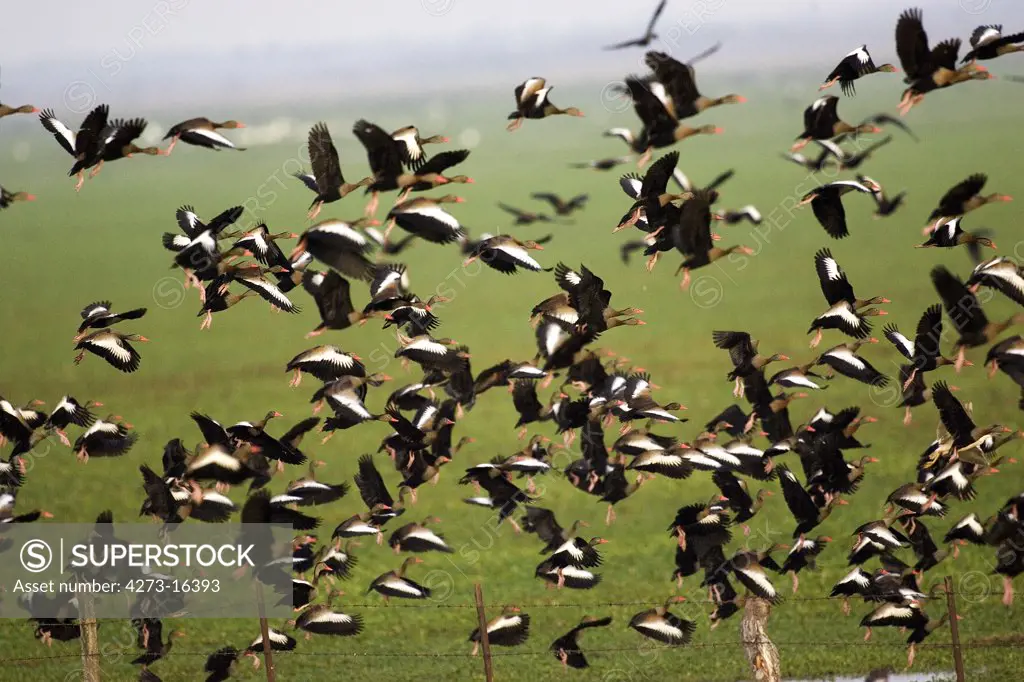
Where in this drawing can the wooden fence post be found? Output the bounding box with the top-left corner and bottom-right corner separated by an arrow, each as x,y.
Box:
473,583 -> 494,682
256,581 -> 276,682
741,597 -> 780,682
78,595 -> 100,682
944,576 -> 966,682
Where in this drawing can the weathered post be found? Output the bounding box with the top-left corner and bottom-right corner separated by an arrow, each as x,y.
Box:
78,595 -> 101,682
474,583 -> 494,682
741,597 -> 780,682
944,576 -> 966,682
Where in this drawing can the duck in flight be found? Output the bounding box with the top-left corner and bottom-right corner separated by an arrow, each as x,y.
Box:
604,0 -> 667,50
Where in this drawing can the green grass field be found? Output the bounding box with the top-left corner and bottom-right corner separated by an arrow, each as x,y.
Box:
3,79 -> 1024,681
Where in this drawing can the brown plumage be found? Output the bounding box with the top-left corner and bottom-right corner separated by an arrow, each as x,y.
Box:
931,265 -> 1024,371
0,103 -> 38,118
962,25 -> 1024,63
792,96 -> 881,152
302,270 -> 373,337
712,331 -> 789,397
97,118 -> 166,178
299,122 -> 373,220
895,8 -> 991,115
671,188 -> 754,290
507,77 -> 584,131
163,117 -> 245,153
925,174 -> 1011,224
353,119 -> 451,216
644,50 -> 745,119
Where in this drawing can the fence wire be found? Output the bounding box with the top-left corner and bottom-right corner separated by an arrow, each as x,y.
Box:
4,587 -> 1021,670
4,639 -> 1024,664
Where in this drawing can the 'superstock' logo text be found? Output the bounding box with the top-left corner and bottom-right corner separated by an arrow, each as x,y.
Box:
68,544 -> 255,568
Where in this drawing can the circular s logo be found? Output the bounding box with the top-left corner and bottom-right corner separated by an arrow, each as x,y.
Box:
20,539 -> 53,573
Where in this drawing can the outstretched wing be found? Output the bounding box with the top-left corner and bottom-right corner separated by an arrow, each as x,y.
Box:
308,122 -> 343,192
814,248 -> 855,305
912,304 -> 943,361
645,0 -> 668,36
105,118 -> 147,149
352,119 -> 403,179
417,149 -> 470,176
711,331 -> 755,369
882,324 -> 915,360
895,8 -> 932,79
354,454 -> 394,508
522,505 -> 563,545
39,109 -> 77,156
930,266 -> 987,335
932,381 -> 976,445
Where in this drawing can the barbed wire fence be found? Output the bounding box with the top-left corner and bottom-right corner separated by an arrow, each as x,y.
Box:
9,577 -> 1024,681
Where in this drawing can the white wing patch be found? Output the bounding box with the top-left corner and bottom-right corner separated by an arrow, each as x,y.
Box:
495,243 -> 542,271
188,127 -> 237,148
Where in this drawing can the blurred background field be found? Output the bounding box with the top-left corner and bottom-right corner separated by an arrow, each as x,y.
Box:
5,1 -> 1024,680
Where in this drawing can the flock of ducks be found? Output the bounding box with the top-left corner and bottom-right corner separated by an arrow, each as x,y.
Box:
3,4 -> 1024,681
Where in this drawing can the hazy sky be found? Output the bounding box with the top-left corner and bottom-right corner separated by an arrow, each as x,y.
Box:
4,0 -> 1024,108
6,0 -> 1022,60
